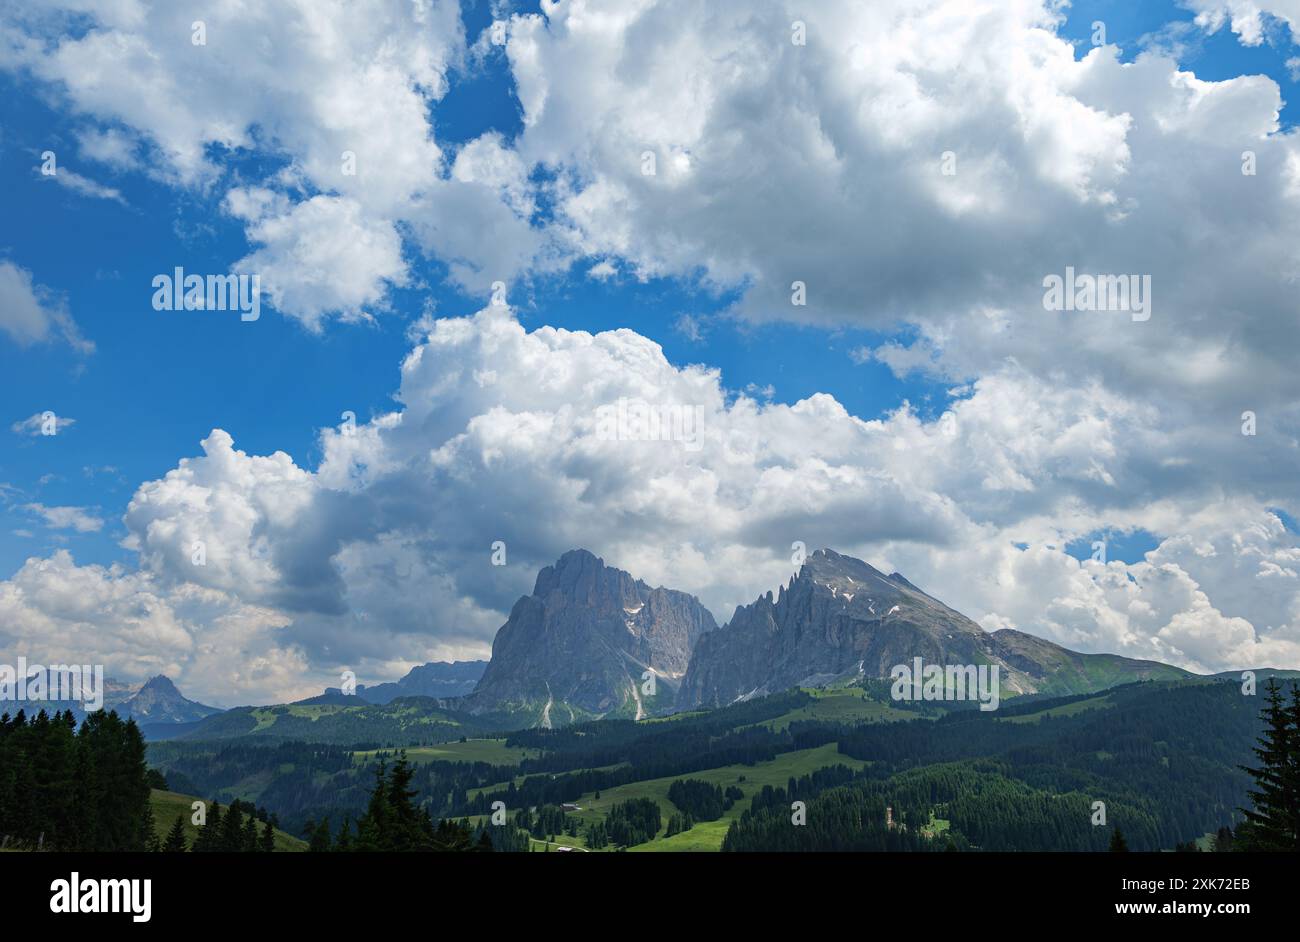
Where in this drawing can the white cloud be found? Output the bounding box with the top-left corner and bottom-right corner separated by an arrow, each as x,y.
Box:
1,0 -> 467,328
24,503 -> 104,533
0,551 -> 306,706
673,312 -> 706,342
1182,1 -> 1300,45
0,261 -> 93,353
37,164 -> 126,204
11,412 -> 76,436
492,0 -> 1300,440
0,306 -> 1282,704
2,2 -> 1299,699
76,125 -> 141,169
225,192 -> 407,331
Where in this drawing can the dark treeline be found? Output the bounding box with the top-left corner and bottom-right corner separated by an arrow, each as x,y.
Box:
725,777 -> 958,852
836,680 -> 1255,769
0,709 -> 154,851
302,752 -> 499,852
167,798 -> 278,853
463,724 -> 788,815
723,760 -> 1129,852
724,681 -> 1294,851
605,797 -> 660,846
839,681 -> 1273,849
151,739 -> 516,836
667,778 -> 731,821
514,803 -> 577,843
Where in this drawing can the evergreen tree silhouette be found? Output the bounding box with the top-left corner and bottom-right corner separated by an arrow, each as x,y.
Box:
163,814 -> 188,852
1238,680 -> 1300,851
1108,827 -> 1128,852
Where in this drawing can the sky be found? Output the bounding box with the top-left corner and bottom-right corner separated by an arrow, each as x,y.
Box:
1,0 -> 1299,705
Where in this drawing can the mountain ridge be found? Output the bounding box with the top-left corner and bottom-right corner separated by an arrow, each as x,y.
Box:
311,660 -> 489,705
678,547 -> 1192,708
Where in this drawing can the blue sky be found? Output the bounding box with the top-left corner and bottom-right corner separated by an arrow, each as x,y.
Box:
3,0 -> 1299,700
0,0 -> 970,575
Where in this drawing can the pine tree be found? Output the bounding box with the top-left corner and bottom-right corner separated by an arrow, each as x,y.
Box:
1237,680 -> 1300,851
307,815 -> 332,852
1212,825 -> 1234,853
260,817 -> 276,853
333,818 -> 353,852
220,801 -> 245,852
242,813 -> 259,852
385,753 -> 431,850
193,801 -> 221,853
163,815 -> 188,852
1109,826 -> 1128,852
354,762 -> 388,851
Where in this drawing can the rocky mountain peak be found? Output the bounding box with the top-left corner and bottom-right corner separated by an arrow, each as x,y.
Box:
470,549 -> 717,720
138,675 -> 180,694
679,548 -> 1003,709
798,548 -> 902,591
532,548 -> 645,610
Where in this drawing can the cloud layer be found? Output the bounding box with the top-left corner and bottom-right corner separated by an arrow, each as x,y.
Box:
1,1 -> 1298,703
4,306 -> 1295,704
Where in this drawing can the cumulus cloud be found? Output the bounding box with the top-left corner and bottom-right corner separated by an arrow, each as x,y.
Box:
1182,0 -> 1300,45
490,0 -> 1300,449
2,1 -> 1299,700
0,0 -> 471,328
225,191 -> 407,330
0,306 -> 1285,703
0,551 -> 306,705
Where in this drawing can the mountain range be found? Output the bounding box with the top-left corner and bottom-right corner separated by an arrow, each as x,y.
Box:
48,546 -> 1273,740
5,673 -> 222,727
456,546 -> 1194,721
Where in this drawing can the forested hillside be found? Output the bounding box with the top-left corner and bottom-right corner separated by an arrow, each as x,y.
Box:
9,677 -> 1294,854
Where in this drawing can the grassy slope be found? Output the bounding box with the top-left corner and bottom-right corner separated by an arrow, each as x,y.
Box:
1034,653 -> 1190,697
467,762 -> 632,802
352,738 -> 540,766
466,742 -> 868,852
474,742 -> 868,853
150,788 -> 307,852
466,686 -> 925,851
176,699 -> 476,744
620,742 -> 868,852
996,694 -> 1116,724
750,687 -> 923,730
